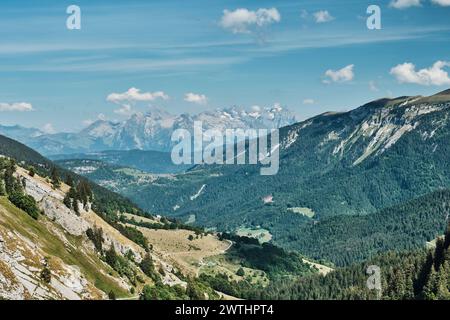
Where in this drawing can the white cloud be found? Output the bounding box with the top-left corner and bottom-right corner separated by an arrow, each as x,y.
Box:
42,123 -> 56,134
220,8 -> 281,34
303,99 -> 315,105
184,93 -> 208,105
431,0 -> 450,6
324,64 -> 355,83
390,61 -> 450,86
107,87 -> 169,104
389,0 -> 421,9
313,10 -> 334,23
0,102 -> 33,112
114,104 -> 134,116
369,81 -> 379,92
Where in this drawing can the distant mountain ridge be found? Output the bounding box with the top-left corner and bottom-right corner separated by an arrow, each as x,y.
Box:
89,89 -> 450,265
50,149 -> 192,174
0,105 -> 296,155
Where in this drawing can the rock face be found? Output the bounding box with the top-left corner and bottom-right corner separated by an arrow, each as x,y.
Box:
0,167 -> 133,299
17,167 -> 89,236
0,225 -> 103,300
39,197 -> 89,236
16,167 -> 145,261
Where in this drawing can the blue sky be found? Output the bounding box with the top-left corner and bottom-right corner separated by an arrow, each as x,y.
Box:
0,0 -> 450,132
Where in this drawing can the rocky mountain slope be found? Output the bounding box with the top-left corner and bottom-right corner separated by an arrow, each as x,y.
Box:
0,169 -> 139,299
0,135 -> 231,300
0,163 -> 192,299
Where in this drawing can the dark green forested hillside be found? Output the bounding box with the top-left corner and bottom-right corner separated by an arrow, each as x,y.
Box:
203,223 -> 450,300
274,189 -> 450,266
254,222 -> 450,300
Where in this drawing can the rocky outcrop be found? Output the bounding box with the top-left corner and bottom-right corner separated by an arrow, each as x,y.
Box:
0,227 -> 102,300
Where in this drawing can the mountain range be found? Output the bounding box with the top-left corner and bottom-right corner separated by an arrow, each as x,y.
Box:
54,89 -> 450,267
1,91 -> 449,300
0,105 -> 296,156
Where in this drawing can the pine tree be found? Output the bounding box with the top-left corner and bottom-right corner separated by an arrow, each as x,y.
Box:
435,261 -> 450,299
139,253 -> 155,279
65,174 -> 74,187
105,246 -> 118,268
423,267 -> 438,300
28,166 -> 35,177
51,167 -> 60,189
4,161 -> 16,194
73,198 -> 80,215
63,193 -> 72,209
434,238 -> 445,271
444,222 -> 450,250
77,180 -> 92,206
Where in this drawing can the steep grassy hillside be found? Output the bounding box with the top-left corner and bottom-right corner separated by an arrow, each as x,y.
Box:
0,196 -> 129,299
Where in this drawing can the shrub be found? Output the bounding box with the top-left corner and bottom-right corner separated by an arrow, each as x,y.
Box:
8,191 -> 40,219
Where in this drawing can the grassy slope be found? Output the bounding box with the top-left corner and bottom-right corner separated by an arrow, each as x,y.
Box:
0,197 -> 129,297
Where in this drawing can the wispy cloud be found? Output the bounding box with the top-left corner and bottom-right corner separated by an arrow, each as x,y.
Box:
0,102 -> 33,112
184,93 -> 208,105
431,0 -> 450,6
107,88 -> 169,103
8,57 -> 247,73
389,0 -> 422,9
107,88 -> 169,117
324,65 -> 355,83
220,8 -> 281,34
313,10 -> 334,23
0,43 -> 132,55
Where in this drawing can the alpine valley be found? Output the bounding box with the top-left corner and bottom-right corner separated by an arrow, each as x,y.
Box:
1,91 -> 449,300
57,90 -> 450,266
